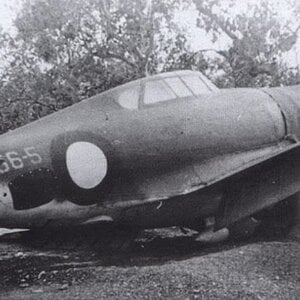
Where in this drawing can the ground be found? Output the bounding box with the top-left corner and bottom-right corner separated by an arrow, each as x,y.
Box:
0,227 -> 299,300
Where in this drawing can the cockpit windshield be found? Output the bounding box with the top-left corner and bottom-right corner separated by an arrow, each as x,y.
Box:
164,77 -> 193,97
144,80 -> 177,104
112,70 -> 218,110
181,75 -> 211,95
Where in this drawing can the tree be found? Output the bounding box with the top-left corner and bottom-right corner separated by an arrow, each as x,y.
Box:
0,0 -> 189,132
0,0 -> 299,134
191,0 -> 300,87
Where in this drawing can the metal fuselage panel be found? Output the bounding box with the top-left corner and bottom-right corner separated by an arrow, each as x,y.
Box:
0,85 -> 298,229
264,85 -> 300,137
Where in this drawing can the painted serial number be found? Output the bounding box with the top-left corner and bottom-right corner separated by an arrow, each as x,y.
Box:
0,147 -> 42,174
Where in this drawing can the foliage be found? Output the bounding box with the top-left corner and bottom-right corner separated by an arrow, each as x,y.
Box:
191,0 -> 300,87
0,0 -> 188,132
0,0 -> 299,133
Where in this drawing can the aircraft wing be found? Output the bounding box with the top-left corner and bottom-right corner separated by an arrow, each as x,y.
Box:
214,139 -> 300,229
107,139 -> 300,228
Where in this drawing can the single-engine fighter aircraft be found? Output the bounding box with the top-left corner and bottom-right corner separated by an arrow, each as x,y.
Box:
0,70 -> 299,242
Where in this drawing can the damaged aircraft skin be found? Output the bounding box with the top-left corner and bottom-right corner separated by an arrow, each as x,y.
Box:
0,70 -> 299,239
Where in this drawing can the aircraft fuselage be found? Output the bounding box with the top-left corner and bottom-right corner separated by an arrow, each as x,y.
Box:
0,71 -> 299,230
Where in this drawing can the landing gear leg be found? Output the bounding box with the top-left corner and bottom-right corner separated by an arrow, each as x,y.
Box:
194,216 -> 229,243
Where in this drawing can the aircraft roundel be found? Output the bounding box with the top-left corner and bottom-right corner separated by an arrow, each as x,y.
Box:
66,142 -> 108,189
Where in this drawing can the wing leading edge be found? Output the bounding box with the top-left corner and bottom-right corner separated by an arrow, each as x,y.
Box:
102,140 -> 299,210
215,140 -> 300,229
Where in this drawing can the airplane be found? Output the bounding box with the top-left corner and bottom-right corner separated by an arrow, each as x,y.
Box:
0,70 -> 299,243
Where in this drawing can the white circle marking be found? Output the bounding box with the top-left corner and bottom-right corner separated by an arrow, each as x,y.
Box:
66,142 -> 108,189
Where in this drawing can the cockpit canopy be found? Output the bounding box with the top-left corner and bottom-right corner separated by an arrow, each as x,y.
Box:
102,70 -> 218,110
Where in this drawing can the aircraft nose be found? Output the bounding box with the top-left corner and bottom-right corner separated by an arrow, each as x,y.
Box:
286,85 -> 300,137
267,85 -> 300,138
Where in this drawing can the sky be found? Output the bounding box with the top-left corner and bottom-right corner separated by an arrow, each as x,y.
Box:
0,0 -> 20,32
0,0 -> 299,67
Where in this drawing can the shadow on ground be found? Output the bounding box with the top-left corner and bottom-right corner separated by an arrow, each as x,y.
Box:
0,225 -> 288,289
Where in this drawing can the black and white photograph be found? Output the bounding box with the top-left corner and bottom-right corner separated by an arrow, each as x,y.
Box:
0,0 -> 299,299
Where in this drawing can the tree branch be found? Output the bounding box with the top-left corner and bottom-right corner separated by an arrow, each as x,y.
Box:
104,52 -> 137,69
191,48 -> 229,61
194,1 -> 238,41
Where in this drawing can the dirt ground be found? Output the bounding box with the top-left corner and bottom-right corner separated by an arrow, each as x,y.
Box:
0,227 -> 299,300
